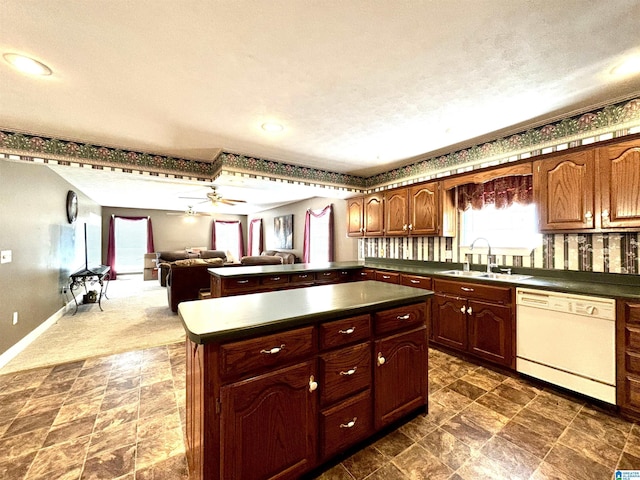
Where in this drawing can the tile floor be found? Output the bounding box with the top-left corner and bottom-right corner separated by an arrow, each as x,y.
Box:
1,343 -> 639,479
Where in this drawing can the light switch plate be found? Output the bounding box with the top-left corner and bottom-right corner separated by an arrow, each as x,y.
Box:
0,250 -> 11,264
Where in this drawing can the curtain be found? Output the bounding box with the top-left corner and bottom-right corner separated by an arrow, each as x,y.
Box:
212,220 -> 245,261
457,175 -> 533,211
303,205 -> 334,263
248,218 -> 263,255
105,215 -> 154,280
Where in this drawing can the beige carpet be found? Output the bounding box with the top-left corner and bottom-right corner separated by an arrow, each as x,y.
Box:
0,274 -> 186,374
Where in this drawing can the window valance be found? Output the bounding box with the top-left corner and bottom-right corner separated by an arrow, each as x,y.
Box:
457,175 -> 533,211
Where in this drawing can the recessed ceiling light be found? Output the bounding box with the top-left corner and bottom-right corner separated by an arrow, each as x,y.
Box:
261,122 -> 284,132
3,53 -> 52,76
611,56 -> 640,77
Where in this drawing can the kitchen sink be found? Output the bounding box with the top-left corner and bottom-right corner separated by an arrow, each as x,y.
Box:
440,270 -> 532,282
484,273 -> 532,281
440,270 -> 488,277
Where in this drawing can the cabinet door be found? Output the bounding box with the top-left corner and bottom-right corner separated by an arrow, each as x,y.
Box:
384,189 -> 409,236
467,300 -> 513,367
374,326 -> 427,429
534,150 -> 595,231
431,293 -> 467,351
363,193 -> 384,236
598,140 -> 640,229
409,182 -> 439,235
220,361 -> 317,480
347,197 -> 364,237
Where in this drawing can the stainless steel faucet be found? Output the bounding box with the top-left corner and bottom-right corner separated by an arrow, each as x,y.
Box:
470,237 -> 497,273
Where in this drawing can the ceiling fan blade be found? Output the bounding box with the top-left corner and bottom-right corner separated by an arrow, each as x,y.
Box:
178,196 -> 206,200
226,198 -> 247,204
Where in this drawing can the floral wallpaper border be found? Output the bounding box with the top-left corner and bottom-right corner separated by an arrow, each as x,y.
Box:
0,97 -> 639,191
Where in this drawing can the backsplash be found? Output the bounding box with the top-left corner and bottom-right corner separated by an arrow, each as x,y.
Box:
359,232 -> 640,275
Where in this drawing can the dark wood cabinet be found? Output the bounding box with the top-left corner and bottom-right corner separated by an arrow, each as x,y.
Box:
184,295 -> 429,480
375,270 -> 400,284
220,361 -> 317,480
374,326 -> 428,429
431,278 -> 514,368
617,299 -> 640,420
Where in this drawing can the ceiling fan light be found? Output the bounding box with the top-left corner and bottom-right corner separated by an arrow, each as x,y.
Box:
611,56 -> 640,76
3,53 -> 52,76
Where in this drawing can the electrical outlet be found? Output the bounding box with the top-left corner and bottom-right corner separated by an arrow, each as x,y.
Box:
12,312 -> 18,325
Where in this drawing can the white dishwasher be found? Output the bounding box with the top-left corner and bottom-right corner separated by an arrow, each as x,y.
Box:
516,287 -> 616,404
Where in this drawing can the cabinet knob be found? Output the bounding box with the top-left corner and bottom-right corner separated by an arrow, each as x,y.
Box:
308,375 -> 318,392
460,306 -> 466,313
402,224 -> 407,231
585,211 -> 593,220
467,307 -> 473,315
340,417 -> 358,429
408,224 -> 413,230
338,327 -> 355,335
340,367 -> 358,376
377,352 -> 386,366
260,344 -> 285,355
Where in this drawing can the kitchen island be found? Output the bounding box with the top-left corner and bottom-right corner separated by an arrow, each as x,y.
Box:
179,280 -> 432,480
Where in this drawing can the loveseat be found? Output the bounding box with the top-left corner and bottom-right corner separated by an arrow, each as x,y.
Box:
261,250 -> 297,264
156,249 -> 227,286
166,257 -> 226,312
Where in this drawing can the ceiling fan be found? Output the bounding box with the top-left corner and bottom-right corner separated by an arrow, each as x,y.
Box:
166,206 -> 211,217
179,186 -> 246,206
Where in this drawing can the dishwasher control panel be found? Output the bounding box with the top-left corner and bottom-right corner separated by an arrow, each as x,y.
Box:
516,288 -> 615,320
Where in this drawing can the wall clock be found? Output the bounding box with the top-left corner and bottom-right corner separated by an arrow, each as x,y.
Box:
66,190 -> 78,224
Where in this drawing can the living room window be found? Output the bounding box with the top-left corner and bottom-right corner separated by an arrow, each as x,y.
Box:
213,220 -> 244,263
303,205 -> 334,263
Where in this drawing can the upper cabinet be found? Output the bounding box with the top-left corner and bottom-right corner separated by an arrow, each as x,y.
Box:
598,139 -> 640,229
534,137 -> 640,232
534,150 -> 596,231
347,193 -> 384,237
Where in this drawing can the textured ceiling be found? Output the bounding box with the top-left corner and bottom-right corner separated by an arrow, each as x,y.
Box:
1,1 -> 640,212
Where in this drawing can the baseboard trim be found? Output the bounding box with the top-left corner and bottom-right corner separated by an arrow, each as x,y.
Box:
0,304 -> 68,371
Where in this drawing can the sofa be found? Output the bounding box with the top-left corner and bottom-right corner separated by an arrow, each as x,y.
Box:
261,250 -> 297,264
166,257 -> 226,312
156,249 -> 227,286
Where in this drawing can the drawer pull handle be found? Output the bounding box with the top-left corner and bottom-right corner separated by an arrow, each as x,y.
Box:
237,280 -> 249,284
308,375 -> 318,393
272,276 -> 280,281
300,274 -> 308,279
340,417 -> 358,429
260,344 -> 285,355
397,314 -> 411,320
323,272 -> 332,276
382,275 -> 391,279
377,352 -> 386,366
410,279 -> 420,284
338,327 -> 355,335
461,286 -> 474,292
340,367 -> 357,376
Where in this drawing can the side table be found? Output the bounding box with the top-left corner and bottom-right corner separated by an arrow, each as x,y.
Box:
69,265 -> 111,315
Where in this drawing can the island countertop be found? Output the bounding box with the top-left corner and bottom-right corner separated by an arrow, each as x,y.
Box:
178,280 -> 432,344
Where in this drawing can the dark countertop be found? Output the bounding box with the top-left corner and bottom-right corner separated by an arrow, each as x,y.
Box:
364,258 -> 640,300
178,280 -> 432,344
208,261 -> 364,277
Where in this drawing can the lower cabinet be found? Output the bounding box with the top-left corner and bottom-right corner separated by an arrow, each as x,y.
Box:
186,301 -> 429,480
431,279 -> 514,368
220,361 -> 317,480
618,299 -> 640,419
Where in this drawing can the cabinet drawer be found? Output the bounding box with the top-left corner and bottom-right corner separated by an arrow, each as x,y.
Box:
374,303 -> 425,336
625,375 -> 640,409
357,269 -> 376,280
375,271 -> 400,284
627,351 -> 640,375
627,326 -> 640,351
290,272 -> 314,285
223,277 -> 260,292
401,274 -> 432,290
220,326 -> 314,378
319,342 -> 371,406
260,274 -> 289,286
336,270 -> 353,283
320,390 -> 373,460
433,278 -> 512,304
319,315 -> 371,350
315,271 -> 338,283
625,302 -> 640,325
